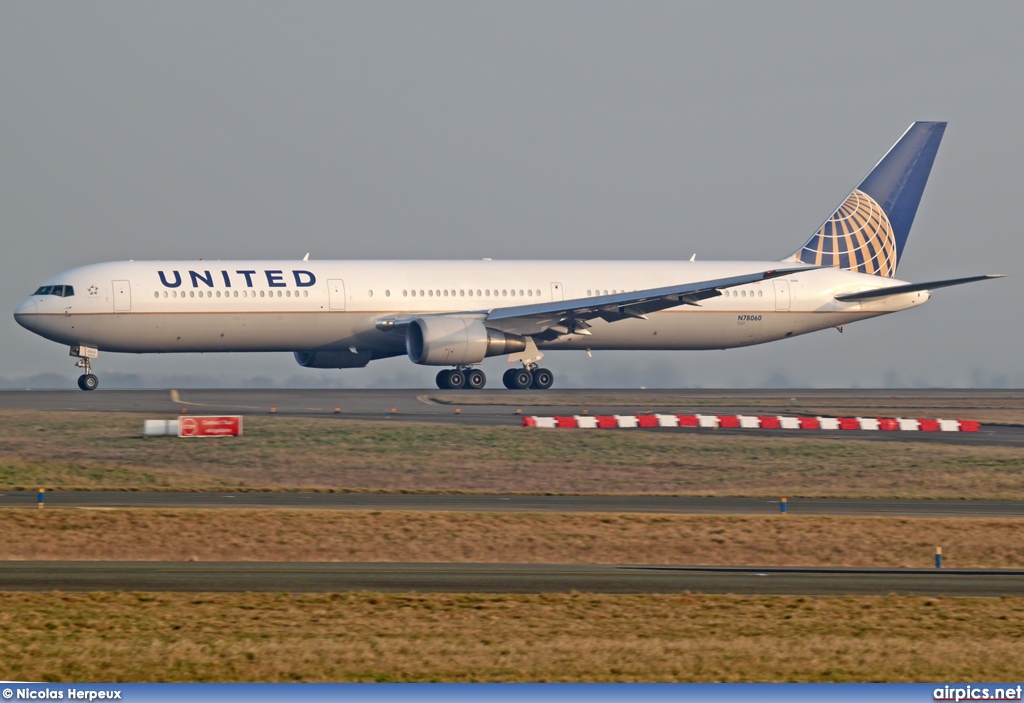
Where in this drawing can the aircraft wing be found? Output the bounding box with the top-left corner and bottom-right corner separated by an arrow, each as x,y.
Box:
481,266 -> 813,338
834,274 -> 1005,302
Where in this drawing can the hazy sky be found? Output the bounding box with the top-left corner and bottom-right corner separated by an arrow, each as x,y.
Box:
2,2 -> 1021,389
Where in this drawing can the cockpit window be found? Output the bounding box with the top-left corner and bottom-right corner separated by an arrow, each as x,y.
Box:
33,285 -> 74,297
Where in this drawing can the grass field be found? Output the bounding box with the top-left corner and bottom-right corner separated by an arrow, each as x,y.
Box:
2,591 -> 1023,682
1,410 -> 1022,497
3,510 -> 1023,568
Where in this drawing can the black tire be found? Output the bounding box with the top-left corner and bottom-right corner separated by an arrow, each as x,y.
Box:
447,370 -> 466,389
512,369 -> 533,390
502,368 -> 518,389
436,370 -> 452,390
531,368 -> 554,390
78,374 -> 99,391
465,369 -> 486,390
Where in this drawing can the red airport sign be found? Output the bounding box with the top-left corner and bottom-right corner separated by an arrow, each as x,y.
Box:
178,415 -> 243,437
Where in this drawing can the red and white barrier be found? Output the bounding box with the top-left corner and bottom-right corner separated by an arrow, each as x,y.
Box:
522,413 -> 981,432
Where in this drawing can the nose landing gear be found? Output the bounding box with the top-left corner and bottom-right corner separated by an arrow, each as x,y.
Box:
70,345 -> 99,391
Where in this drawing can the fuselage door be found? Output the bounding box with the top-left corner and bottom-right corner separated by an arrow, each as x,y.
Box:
328,279 -> 346,311
550,282 -> 563,301
112,280 -> 132,312
773,278 -> 791,311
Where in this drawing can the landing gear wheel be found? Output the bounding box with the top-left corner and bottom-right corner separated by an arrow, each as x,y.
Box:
447,370 -> 466,389
78,374 -> 99,391
465,369 -> 486,390
531,368 -> 554,390
436,370 -> 452,390
511,368 -> 534,390
502,369 -> 518,389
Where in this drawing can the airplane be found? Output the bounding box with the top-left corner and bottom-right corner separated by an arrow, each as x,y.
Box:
14,121 -> 1003,391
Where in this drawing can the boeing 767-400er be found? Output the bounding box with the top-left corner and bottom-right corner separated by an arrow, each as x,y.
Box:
14,122 -> 1004,391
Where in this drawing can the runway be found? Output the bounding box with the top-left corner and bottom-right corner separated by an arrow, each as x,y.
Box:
3,561 -> 1023,596
3,491 -> 1024,517
0,388 -> 1022,446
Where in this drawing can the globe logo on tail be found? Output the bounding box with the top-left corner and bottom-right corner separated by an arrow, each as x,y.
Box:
798,189 -> 897,277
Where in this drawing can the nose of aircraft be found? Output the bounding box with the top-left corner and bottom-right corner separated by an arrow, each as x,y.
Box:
14,298 -> 38,330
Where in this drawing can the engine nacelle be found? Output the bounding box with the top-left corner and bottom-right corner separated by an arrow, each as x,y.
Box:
293,350 -> 372,369
406,317 -> 527,365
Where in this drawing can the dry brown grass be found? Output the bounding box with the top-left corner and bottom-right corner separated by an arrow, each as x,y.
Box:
0,410 -> 1022,497
3,510 -> 1023,568
2,591 -> 1023,682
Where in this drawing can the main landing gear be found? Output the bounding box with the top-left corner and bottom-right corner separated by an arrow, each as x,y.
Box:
436,365 -> 556,390
502,364 -> 554,390
436,367 -> 487,390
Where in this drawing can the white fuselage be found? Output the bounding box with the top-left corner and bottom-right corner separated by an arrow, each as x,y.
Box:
13,259 -> 928,360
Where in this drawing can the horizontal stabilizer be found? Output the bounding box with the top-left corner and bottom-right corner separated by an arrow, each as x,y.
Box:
834,274 -> 1004,302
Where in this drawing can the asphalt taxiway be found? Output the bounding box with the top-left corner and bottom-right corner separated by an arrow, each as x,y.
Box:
3,491 -> 1023,517
3,561 -> 1023,596
0,388 -> 1021,446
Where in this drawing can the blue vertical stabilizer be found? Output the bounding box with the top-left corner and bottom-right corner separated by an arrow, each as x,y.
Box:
790,121 -> 946,277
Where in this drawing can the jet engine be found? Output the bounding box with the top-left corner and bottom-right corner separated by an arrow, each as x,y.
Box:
293,350 -> 372,369
405,317 -> 527,365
